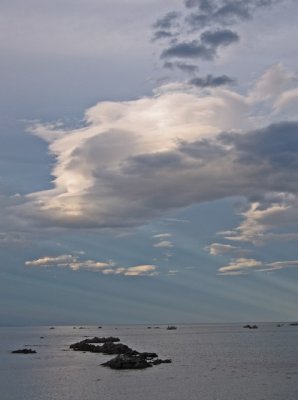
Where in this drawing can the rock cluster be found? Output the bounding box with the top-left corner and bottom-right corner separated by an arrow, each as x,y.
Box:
69,337 -> 171,369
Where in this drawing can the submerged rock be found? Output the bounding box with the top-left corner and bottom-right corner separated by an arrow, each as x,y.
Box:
11,348 -> 36,354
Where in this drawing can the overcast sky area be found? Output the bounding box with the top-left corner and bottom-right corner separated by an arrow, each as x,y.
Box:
1,0 -> 298,325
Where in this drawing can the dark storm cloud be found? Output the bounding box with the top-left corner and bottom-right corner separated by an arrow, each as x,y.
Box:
189,74 -> 235,87
200,29 -> 239,47
184,0 -> 282,30
164,61 -> 199,73
221,121 -> 298,170
161,41 -> 214,59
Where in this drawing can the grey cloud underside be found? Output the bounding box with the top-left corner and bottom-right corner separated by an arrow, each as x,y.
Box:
200,29 -> 239,46
152,30 -> 176,41
164,61 -> 199,74
109,121 -> 298,208
161,28 -> 239,60
161,41 -> 214,60
184,0 -> 282,29
189,74 -> 235,87
155,0 -> 283,71
23,121 -> 298,229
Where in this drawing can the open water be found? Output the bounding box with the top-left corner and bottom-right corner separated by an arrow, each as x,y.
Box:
1,323 -> 298,400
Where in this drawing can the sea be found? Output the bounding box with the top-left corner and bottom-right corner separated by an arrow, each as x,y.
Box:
1,323 -> 298,400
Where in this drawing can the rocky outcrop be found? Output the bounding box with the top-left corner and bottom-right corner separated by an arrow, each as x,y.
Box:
11,348 -> 36,354
102,354 -> 151,369
101,354 -> 172,369
69,336 -> 171,369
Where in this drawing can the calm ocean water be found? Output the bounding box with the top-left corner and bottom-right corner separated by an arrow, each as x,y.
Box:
1,323 -> 298,400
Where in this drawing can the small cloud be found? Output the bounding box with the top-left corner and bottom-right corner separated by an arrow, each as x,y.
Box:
103,265 -> 158,277
25,255 -> 115,272
189,74 -> 235,88
154,240 -> 174,248
161,40 -> 214,60
153,233 -> 172,239
218,257 -> 263,274
205,242 -> 242,256
168,269 -> 179,275
200,29 -> 239,47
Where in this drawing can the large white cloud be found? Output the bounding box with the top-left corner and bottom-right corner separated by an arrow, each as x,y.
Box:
14,65 -> 297,233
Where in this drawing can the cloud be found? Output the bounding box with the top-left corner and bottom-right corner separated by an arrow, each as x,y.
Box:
222,194 -> 298,245
164,61 -> 199,74
153,11 -> 181,30
153,240 -> 174,248
189,74 -> 235,87
218,257 -> 298,275
206,242 -> 244,256
154,0 -> 284,74
161,40 -> 214,60
25,255 -> 115,271
160,29 -> 239,61
218,257 -> 263,274
200,29 -> 239,47
25,255 -> 158,276
102,265 -> 158,276
152,233 -> 172,239
152,30 -> 176,41
9,65 -> 298,251
184,0 -> 283,29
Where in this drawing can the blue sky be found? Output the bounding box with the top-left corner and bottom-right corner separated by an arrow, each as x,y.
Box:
1,0 -> 298,325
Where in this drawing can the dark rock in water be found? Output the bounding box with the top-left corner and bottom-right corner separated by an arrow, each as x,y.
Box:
12,348 -> 36,354
290,322 -> 298,326
79,327 -> 86,329
243,324 -> 258,329
40,337 -> 44,339
70,336 -> 120,350
98,326 -> 102,329
166,326 -> 177,330
102,354 -> 152,370
69,338 -> 132,355
49,327 -> 55,330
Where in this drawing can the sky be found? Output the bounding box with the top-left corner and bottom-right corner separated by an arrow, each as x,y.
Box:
1,0 -> 298,325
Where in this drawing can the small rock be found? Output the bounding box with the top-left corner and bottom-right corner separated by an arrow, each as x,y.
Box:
12,348 -> 36,354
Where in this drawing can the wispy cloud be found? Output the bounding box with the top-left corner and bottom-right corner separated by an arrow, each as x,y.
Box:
154,240 -> 174,248
205,242 -> 246,256
218,257 -> 298,276
25,255 -> 115,271
25,255 -> 158,276
102,265 -> 158,276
